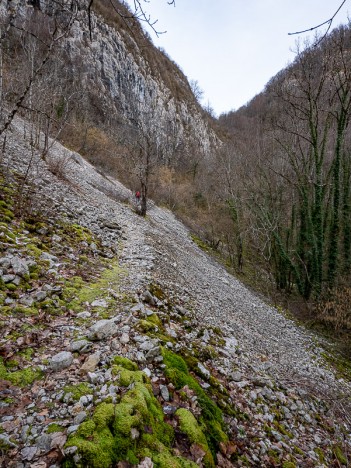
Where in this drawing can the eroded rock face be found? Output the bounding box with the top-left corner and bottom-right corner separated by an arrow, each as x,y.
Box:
0,0 -> 218,161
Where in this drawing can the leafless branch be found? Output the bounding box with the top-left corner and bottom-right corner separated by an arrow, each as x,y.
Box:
288,0 -> 347,44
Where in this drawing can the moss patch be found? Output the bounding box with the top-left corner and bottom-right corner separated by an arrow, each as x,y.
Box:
63,383 -> 92,401
162,349 -> 227,459
112,356 -> 138,371
0,358 -> 42,387
176,408 -> 214,467
65,379 -> 181,467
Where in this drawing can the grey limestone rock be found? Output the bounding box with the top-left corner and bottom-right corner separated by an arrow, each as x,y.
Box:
70,340 -> 91,354
49,351 -> 74,371
91,298 -> 108,308
88,319 -> 117,340
11,256 -> 29,277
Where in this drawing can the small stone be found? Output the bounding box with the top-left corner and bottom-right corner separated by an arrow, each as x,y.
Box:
11,256 -> 29,278
88,320 -> 116,340
197,362 -> 211,379
87,372 -> 99,383
0,434 -> 17,449
12,275 -> 21,285
19,295 -> 34,307
145,346 -> 161,361
163,405 -> 177,415
21,446 -> 38,461
120,333 -> 130,344
67,425 -> 79,435
142,291 -> 155,305
160,385 -> 170,401
91,299 -> 107,308
80,353 -> 100,373
50,432 -> 67,449
139,340 -> 158,352
136,352 -> 146,362
77,311 -> 91,319
70,340 -> 91,354
142,368 -> 152,378
32,290 -> 47,302
2,274 -> 15,283
40,251 -> 58,264
79,395 -> 93,406
49,351 -> 74,371
202,329 -> 210,342
131,428 -> 140,440
37,434 -> 52,451
138,457 -> 154,468
74,412 -> 87,425
230,371 -> 243,382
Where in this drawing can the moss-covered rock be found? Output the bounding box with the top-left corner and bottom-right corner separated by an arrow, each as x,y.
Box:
176,408 -> 214,467
112,365 -> 147,387
162,348 -> 228,462
112,356 -> 138,371
64,361 -> 206,468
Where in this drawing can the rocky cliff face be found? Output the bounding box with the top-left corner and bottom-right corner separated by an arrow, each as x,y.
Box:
1,0 -> 217,158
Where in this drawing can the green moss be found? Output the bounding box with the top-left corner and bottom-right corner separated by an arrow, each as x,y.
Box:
112,366 -> 147,387
0,358 -> 42,387
282,463 -> 296,468
64,378 -> 177,468
138,319 -> 158,332
112,356 -> 138,371
176,408 -> 214,468
63,383 -> 91,401
162,349 -> 222,422
26,244 -> 43,258
146,314 -> 162,327
13,306 -> 38,316
2,397 -> 14,404
314,447 -> 325,463
63,263 -> 124,312
162,349 -> 227,461
47,423 -> 65,434
273,421 -> 293,439
6,283 -> 17,291
152,450 -> 198,467
293,445 -> 304,455
333,445 -> 347,465
149,283 -> 166,301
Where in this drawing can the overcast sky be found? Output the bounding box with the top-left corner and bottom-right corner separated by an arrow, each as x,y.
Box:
124,0 -> 350,116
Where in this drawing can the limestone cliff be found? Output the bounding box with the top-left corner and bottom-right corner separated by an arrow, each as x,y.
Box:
0,0 -> 217,158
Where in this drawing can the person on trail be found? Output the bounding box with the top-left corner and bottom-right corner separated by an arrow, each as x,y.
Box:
135,191 -> 141,200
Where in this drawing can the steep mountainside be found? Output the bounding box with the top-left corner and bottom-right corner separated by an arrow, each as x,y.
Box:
0,4 -> 351,467
0,115 -> 350,467
0,0 -> 217,161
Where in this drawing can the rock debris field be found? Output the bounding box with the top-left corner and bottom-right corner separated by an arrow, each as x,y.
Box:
0,118 -> 350,467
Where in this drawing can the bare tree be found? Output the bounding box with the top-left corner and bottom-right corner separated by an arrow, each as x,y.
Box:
190,79 -> 204,103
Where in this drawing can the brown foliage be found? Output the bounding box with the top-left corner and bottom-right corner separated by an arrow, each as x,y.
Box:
315,287 -> 351,332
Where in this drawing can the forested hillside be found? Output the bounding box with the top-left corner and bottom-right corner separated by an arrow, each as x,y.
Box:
214,25 -> 351,345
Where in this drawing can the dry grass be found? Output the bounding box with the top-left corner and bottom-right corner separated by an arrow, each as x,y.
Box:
315,287 -> 351,332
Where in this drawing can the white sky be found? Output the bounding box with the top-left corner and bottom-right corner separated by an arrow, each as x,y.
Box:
124,0 -> 350,116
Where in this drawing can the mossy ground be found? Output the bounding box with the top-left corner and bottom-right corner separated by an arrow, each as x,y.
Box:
0,168 -> 123,381
0,357 -> 42,387
162,349 -> 228,458
64,359 -> 196,468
